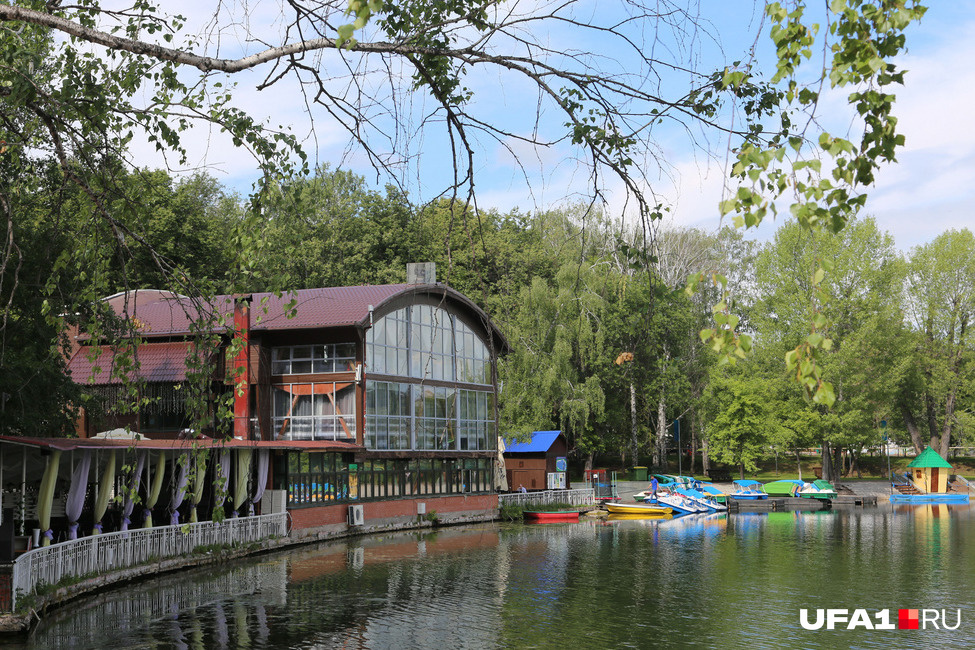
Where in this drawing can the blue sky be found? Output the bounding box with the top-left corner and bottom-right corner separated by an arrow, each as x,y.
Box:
127,1 -> 972,251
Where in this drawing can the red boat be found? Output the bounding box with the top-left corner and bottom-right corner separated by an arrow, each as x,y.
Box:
523,510 -> 581,522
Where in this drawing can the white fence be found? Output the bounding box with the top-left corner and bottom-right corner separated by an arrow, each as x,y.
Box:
10,513 -> 288,611
498,488 -> 595,508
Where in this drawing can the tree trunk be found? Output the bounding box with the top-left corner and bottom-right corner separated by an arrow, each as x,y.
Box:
689,408 -> 698,475
795,449 -> 803,481
630,382 -> 638,467
738,462 -> 745,480
702,435 -> 710,475
832,446 -> 842,480
940,388 -> 955,457
655,394 -> 666,472
900,404 -> 926,454
925,391 -> 940,450
940,316 -> 967,456
821,442 -> 834,483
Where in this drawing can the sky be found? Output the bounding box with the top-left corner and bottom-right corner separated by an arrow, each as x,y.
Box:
121,1 -> 973,252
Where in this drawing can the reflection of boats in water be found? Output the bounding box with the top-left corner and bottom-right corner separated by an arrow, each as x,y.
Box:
523,510 -> 581,522
604,502 -> 673,516
606,513 -> 674,521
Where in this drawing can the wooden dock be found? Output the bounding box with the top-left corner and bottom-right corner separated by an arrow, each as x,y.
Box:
728,494 -> 876,512
728,498 -> 785,511
832,495 -> 877,506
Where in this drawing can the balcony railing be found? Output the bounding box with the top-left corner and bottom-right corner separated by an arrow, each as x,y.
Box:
10,513 -> 287,611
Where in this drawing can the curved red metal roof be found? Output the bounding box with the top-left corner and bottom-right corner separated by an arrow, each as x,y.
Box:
88,284 -> 509,352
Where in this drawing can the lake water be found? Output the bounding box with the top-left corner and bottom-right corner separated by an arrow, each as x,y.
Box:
19,503 -> 975,649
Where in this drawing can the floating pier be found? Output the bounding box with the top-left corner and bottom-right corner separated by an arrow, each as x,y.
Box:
727,495 -> 877,512
833,495 -> 878,506
727,498 -> 785,512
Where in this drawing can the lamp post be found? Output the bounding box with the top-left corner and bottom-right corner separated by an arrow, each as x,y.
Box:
675,419 -> 681,477
881,419 -> 891,493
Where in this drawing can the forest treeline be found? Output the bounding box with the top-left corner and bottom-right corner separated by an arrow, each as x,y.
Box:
3,164 -> 973,483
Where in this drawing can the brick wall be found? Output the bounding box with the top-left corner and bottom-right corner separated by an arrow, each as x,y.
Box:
288,493 -> 499,538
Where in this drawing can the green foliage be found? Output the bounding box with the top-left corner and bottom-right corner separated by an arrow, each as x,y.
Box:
705,375 -> 782,475
899,229 -> 975,454
697,0 -> 925,400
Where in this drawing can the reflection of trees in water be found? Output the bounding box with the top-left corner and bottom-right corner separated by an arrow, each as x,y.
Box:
30,559 -> 287,649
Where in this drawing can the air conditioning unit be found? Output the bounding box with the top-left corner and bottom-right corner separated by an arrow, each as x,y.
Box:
348,504 -> 365,526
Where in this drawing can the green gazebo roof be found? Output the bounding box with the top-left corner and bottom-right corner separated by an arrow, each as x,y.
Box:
907,446 -> 952,469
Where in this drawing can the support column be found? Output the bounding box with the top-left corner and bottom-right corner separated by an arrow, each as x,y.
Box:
233,294 -> 253,439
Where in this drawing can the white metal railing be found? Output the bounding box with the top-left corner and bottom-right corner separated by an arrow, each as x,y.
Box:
952,475 -> 975,493
10,513 -> 287,611
498,488 -> 595,508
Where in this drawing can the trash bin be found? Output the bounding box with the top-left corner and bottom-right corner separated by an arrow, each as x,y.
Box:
632,466 -> 648,482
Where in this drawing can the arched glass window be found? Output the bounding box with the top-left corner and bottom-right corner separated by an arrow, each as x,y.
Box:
365,305 -> 490,385
365,303 -> 496,451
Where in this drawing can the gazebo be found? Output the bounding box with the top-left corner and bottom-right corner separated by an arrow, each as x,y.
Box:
907,446 -> 953,493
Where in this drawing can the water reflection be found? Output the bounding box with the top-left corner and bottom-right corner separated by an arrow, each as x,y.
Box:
19,505 -> 975,649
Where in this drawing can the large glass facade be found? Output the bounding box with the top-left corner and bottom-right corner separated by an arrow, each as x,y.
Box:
366,381 -> 496,451
273,382 -> 356,441
364,304 -> 497,452
364,381 -> 411,449
366,305 -> 489,384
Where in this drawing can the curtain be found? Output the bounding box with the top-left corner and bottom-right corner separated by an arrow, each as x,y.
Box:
250,450 -> 270,515
37,450 -> 63,546
143,451 -> 166,527
233,448 -> 253,517
169,453 -> 190,525
214,450 -> 231,519
66,450 -> 92,540
121,451 -> 147,532
93,451 -> 116,534
189,452 -> 207,523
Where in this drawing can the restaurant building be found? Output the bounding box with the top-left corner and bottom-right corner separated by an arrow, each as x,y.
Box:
28,267 -> 508,542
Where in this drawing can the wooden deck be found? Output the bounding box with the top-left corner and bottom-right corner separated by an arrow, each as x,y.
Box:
728,498 -> 785,511
728,494 -> 877,512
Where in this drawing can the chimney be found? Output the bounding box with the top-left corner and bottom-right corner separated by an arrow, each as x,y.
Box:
407,262 -> 436,285
232,294 -> 253,439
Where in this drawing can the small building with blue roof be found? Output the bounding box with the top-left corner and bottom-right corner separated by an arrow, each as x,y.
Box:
502,430 -> 568,491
